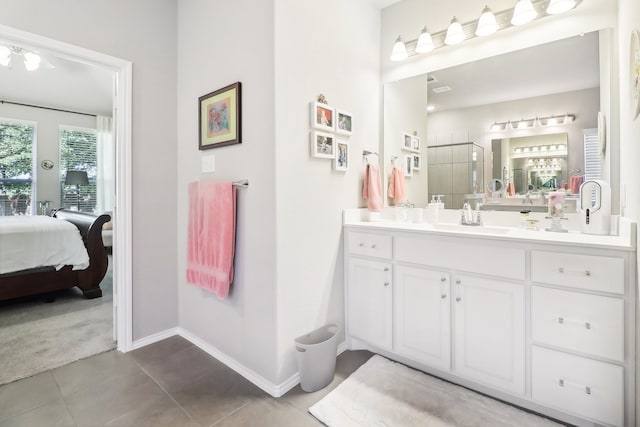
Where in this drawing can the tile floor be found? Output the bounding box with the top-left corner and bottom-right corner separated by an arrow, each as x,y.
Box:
0,335 -> 373,427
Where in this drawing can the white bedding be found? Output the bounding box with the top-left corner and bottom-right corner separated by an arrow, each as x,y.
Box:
0,216 -> 90,275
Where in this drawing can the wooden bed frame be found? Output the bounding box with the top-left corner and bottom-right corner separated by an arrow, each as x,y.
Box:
0,210 -> 111,302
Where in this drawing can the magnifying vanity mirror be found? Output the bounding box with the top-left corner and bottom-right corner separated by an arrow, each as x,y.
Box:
382,29 -> 615,212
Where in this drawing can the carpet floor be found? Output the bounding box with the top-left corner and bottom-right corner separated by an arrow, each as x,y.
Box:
309,355 -> 561,427
0,256 -> 115,385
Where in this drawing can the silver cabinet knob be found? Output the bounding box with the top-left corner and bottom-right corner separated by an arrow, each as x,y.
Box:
371,244 -> 377,249
441,277 -> 446,282
441,294 -> 447,299
359,243 -> 364,247
456,297 -> 461,302
456,279 -> 461,285
384,282 -> 390,287
585,270 -> 591,276
384,267 -> 390,272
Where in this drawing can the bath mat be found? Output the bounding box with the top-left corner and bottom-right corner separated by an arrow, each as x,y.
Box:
309,355 -> 561,427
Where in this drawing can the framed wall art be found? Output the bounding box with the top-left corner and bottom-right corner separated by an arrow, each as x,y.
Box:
401,133 -> 419,153
334,140 -> 349,171
311,102 -> 335,131
199,82 -> 241,150
311,131 -> 335,159
412,154 -> 421,171
405,154 -> 413,177
631,29 -> 640,120
336,110 -> 353,136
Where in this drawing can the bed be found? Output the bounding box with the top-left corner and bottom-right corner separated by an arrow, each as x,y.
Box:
0,210 -> 110,302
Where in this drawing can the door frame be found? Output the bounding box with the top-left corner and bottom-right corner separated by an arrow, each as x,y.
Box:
0,24 -> 134,351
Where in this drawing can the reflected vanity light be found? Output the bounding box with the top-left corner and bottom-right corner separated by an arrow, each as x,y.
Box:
491,113 -> 575,132
390,0 -> 581,61
426,104 -> 436,112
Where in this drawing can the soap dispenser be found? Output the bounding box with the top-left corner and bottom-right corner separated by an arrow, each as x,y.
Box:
426,195 -> 444,224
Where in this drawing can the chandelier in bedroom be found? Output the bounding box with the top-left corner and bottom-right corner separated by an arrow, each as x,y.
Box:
0,45 -> 42,71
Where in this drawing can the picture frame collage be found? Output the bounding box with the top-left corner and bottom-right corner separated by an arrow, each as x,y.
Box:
310,101 -> 352,172
401,132 -> 421,177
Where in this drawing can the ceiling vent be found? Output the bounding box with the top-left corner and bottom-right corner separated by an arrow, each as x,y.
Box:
432,86 -> 452,93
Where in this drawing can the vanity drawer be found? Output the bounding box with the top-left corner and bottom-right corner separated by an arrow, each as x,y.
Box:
531,286 -> 624,362
395,236 -> 525,280
531,346 -> 624,427
347,231 -> 392,259
531,251 -> 624,294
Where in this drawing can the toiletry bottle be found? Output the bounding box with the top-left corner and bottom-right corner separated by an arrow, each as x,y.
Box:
520,209 -> 531,229
427,195 -> 443,224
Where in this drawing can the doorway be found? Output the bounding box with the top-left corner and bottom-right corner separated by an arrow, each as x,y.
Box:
0,24 -> 133,352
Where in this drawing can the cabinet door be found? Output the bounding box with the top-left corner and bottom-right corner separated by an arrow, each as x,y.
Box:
347,258 -> 392,350
394,266 -> 451,370
453,274 -> 525,395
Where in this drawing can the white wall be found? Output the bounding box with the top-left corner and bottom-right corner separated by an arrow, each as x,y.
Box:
0,0 -> 179,340
176,0 -> 279,384
273,0 -> 381,384
0,103 -> 97,212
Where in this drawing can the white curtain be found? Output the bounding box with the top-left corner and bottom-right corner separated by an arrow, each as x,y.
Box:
96,115 -> 115,214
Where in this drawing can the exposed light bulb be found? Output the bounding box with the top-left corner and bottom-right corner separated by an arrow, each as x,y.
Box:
390,36 -> 408,61
511,0 -> 537,26
546,0 -> 576,14
0,46 -> 10,67
476,6 -> 498,37
415,27 -> 435,53
23,52 -> 41,71
426,105 -> 435,112
444,17 -> 465,45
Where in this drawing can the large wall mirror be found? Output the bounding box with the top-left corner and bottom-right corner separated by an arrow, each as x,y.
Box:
383,29 -> 613,211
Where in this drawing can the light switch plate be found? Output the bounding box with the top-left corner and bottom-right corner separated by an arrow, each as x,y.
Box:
201,155 -> 215,173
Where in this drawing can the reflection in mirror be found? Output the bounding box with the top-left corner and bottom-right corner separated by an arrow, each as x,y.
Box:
491,133 -> 568,194
382,29 -> 613,211
487,178 -> 505,196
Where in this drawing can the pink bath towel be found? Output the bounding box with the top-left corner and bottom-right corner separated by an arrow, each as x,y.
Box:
187,181 -> 236,299
363,164 -> 383,212
387,167 -> 407,204
570,175 -> 584,195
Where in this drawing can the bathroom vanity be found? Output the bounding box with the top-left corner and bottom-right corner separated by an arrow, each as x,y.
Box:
343,209 -> 637,427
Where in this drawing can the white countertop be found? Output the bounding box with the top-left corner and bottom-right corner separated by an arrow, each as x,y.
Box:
343,208 -> 637,251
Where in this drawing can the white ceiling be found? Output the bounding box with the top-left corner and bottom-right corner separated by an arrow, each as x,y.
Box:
0,41 -> 113,117
427,31 -> 600,112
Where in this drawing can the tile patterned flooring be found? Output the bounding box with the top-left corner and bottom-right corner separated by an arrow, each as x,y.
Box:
0,336 -> 373,426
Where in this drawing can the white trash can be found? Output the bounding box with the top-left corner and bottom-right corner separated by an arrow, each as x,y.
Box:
294,324 -> 339,392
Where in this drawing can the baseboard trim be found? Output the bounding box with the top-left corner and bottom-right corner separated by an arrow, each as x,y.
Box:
130,328 -> 348,398
130,327 -> 179,351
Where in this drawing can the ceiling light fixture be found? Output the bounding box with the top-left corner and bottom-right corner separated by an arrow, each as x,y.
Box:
390,36 -> 408,61
444,17 -> 465,45
415,27 -> 435,53
0,45 -> 42,71
511,0 -> 538,25
546,0 -> 576,14
476,6 -> 499,37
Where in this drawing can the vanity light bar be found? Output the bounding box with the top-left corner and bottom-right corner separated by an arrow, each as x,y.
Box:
390,0 -> 581,61
490,113 -> 575,132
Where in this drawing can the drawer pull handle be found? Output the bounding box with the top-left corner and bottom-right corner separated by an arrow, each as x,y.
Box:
441,294 -> 447,299
384,282 -> 390,287
455,296 -> 462,302
371,244 -> 377,249
558,267 -> 592,277
558,316 -> 592,330
359,243 -> 364,247
384,267 -> 390,272
558,378 -> 592,395
441,277 -> 447,282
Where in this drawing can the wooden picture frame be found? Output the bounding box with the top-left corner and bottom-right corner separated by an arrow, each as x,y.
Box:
199,82 -> 241,150
310,102 -> 335,131
310,131 -> 335,159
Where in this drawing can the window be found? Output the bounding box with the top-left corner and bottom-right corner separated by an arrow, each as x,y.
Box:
0,119 -> 35,216
59,127 -> 97,212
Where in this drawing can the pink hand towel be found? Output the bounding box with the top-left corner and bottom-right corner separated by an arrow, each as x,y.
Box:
387,167 -> 407,204
363,164 -> 383,212
187,181 -> 236,299
570,175 -> 584,195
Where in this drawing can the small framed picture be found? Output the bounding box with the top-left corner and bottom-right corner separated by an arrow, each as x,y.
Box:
310,102 -> 335,131
311,131 -> 335,158
336,110 -> 353,135
405,155 -> 413,177
199,82 -> 241,150
413,154 -> 421,171
334,140 -> 349,171
411,136 -> 420,152
402,133 -> 412,151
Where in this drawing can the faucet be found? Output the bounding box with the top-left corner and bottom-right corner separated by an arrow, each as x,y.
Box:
523,192 -> 534,205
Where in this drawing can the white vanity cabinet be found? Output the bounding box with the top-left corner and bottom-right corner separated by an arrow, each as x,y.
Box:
452,274 -> 525,395
344,221 -> 636,427
393,265 -> 451,370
